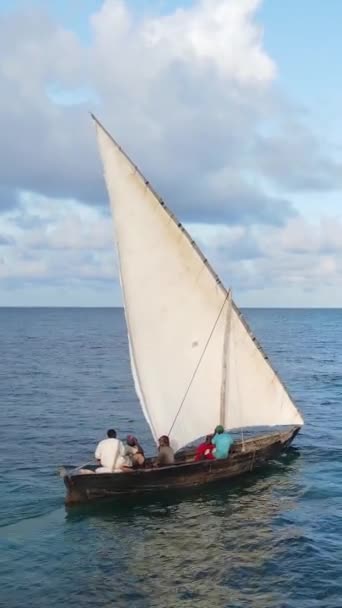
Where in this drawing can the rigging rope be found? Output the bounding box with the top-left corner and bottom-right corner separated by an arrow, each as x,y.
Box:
168,289 -> 230,437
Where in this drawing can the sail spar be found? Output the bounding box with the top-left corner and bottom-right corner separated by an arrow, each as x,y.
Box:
93,116 -> 303,450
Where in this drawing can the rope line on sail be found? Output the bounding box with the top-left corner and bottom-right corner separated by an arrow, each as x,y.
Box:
168,289 -> 231,438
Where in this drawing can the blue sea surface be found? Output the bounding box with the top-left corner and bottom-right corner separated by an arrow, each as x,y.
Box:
1,307 -> 342,608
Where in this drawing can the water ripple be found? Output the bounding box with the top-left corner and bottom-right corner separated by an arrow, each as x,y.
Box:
1,308 -> 342,607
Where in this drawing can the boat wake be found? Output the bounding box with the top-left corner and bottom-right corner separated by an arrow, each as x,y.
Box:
0,500 -> 65,542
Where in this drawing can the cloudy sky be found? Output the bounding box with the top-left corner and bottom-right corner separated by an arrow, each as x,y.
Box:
1,0 -> 342,307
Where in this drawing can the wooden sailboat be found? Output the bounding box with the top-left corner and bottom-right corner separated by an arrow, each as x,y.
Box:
63,116 -> 304,505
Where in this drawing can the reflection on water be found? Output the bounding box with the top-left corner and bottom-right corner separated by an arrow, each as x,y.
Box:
3,308 -> 342,607
62,451 -> 304,608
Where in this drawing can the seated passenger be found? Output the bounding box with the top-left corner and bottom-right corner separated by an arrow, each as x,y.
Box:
194,435 -> 215,461
125,435 -> 145,468
95,429 -> 127,473
212,425 -> 234,459
157,435 -> 175,467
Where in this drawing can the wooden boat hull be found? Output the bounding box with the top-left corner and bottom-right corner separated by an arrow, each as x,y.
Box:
63,427 -> 300,505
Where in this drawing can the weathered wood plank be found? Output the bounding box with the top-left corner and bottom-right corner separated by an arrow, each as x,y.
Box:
64,427 -> 300,505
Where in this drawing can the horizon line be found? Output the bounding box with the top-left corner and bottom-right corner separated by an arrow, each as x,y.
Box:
1,305 -> 342,310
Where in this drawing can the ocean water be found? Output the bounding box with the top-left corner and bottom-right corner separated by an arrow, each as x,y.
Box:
1,307 -> 342,608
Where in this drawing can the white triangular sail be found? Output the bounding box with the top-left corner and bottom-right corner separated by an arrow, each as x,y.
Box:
93,117 -> 303,450
223,305 -> 304,430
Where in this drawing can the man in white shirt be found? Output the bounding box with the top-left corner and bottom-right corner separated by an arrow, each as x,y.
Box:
95,429 -> 127,473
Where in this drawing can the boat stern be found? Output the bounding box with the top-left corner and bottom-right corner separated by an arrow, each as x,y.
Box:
63,475 -> 88,505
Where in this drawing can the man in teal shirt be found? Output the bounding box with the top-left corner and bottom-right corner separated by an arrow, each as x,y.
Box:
212,425 -> 234,459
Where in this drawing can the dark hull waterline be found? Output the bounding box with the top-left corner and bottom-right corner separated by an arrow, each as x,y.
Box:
63,427 -> 300,505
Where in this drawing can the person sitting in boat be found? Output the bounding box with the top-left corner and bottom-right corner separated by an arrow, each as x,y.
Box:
194,435 -> 215,461
95,429 -> 127,473
157,435 -> 175,467
125,435 -> 145,468
212,425 -> 234,459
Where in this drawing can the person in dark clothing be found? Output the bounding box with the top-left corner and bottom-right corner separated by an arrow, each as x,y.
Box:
157,435 -> 175,466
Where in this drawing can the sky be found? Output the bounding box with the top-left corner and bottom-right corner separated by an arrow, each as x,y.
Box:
1,0 -> 342,307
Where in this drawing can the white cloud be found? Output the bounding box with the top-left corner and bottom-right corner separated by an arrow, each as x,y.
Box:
0,0 -> 289,222
187,214 -> 342,300
90,0 -> 275,87
265,216 -> 342,256
0,195 -> 117,283
1,190 -> 342,305
0,0 -> 342,304
141,0 -> 275,83
0,255 -> 48,280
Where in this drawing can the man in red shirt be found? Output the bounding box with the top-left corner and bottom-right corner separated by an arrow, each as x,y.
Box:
194,435 -> 215,461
